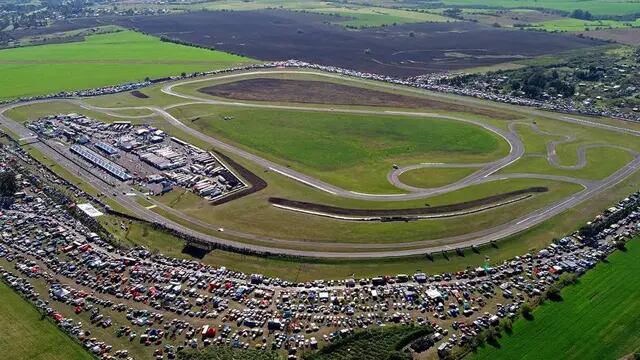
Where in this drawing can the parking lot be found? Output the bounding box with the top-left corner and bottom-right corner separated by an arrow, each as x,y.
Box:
0,138 -> 639,359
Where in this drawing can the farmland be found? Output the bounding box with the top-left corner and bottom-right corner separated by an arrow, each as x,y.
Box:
520,18 -> 640,32
0,29 -> 256,100
112,10 -> 602,76
0,282 -> 94,360
471,237 -> 640,360
437,0 -> 640,16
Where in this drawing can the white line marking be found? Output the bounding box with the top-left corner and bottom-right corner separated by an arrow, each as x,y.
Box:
268,167 -> 337,195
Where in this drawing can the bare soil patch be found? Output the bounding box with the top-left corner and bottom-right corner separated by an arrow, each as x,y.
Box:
269,187 -> 548,217
579,29 -> 640,46
130,90 -> 149,98
199,78 -> 518,119
112,10 -> 603,77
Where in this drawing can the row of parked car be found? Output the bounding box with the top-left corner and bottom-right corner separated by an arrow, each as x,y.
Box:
0,141 -> 639,359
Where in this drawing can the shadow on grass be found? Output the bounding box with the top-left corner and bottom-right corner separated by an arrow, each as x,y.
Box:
182,244 -> 210,259
547,293 -> 564,302
487,338 -> 502,349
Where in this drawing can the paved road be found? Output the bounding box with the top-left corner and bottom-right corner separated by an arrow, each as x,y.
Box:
1,69 -> 639,257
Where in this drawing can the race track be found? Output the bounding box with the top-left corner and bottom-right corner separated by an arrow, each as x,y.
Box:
1,69 -> 639,258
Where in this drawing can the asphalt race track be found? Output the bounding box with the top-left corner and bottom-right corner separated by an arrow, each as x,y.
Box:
1,69 -> 639,258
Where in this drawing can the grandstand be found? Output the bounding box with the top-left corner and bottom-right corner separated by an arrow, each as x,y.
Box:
70,144 -> 131,181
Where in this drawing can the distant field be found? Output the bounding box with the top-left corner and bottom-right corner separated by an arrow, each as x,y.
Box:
98,0 -> 452,27
296,5 -> 452,27
0,282 -> 94,360
0,30 -> 256,100
438,0 -> 640,16
525,18 -> 640,32
113,10 -> 601,77
471,237 -> 640,360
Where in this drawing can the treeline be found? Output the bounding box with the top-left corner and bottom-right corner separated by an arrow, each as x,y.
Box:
177,346 -> 280,360
508,68 -> 575,99
157,35 -> 247,58
305,325 -> 432,360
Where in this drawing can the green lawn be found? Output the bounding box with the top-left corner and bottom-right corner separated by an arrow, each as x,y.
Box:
0,30 -> 257,100
398,167 -> 479,188
500,147 -> 636,180
0,282 -> 94,360
470,237 -> 640,360
168,104 -> 508,193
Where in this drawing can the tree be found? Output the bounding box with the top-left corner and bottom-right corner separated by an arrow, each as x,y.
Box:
571,9 -> 592,20
0,171 -> 16,197
521,303 -> 534,320
443,8 -> 462,19
558,273 -> 578,287
545,284 -> 563,301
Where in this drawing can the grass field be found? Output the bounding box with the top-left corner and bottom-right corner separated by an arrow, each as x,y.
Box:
97,0 -> 453,27
438,0 -> 640,16
297,5 -> 453,27
0,282 -> 94,360
167,103 -> 508,193
0,30 -> 257,100
397,167 -> 480,189
500,148 -> 637,180
470,237 -> 640,360
523,18 -> 640,32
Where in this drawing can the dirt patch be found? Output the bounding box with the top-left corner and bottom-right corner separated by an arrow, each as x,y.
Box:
269,187 -> 548,217
112,10 -> 603,77
199,78 -> 517,119
578,29 -> 640,46
130,90 -> 149,99
210,150 -> 267,205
